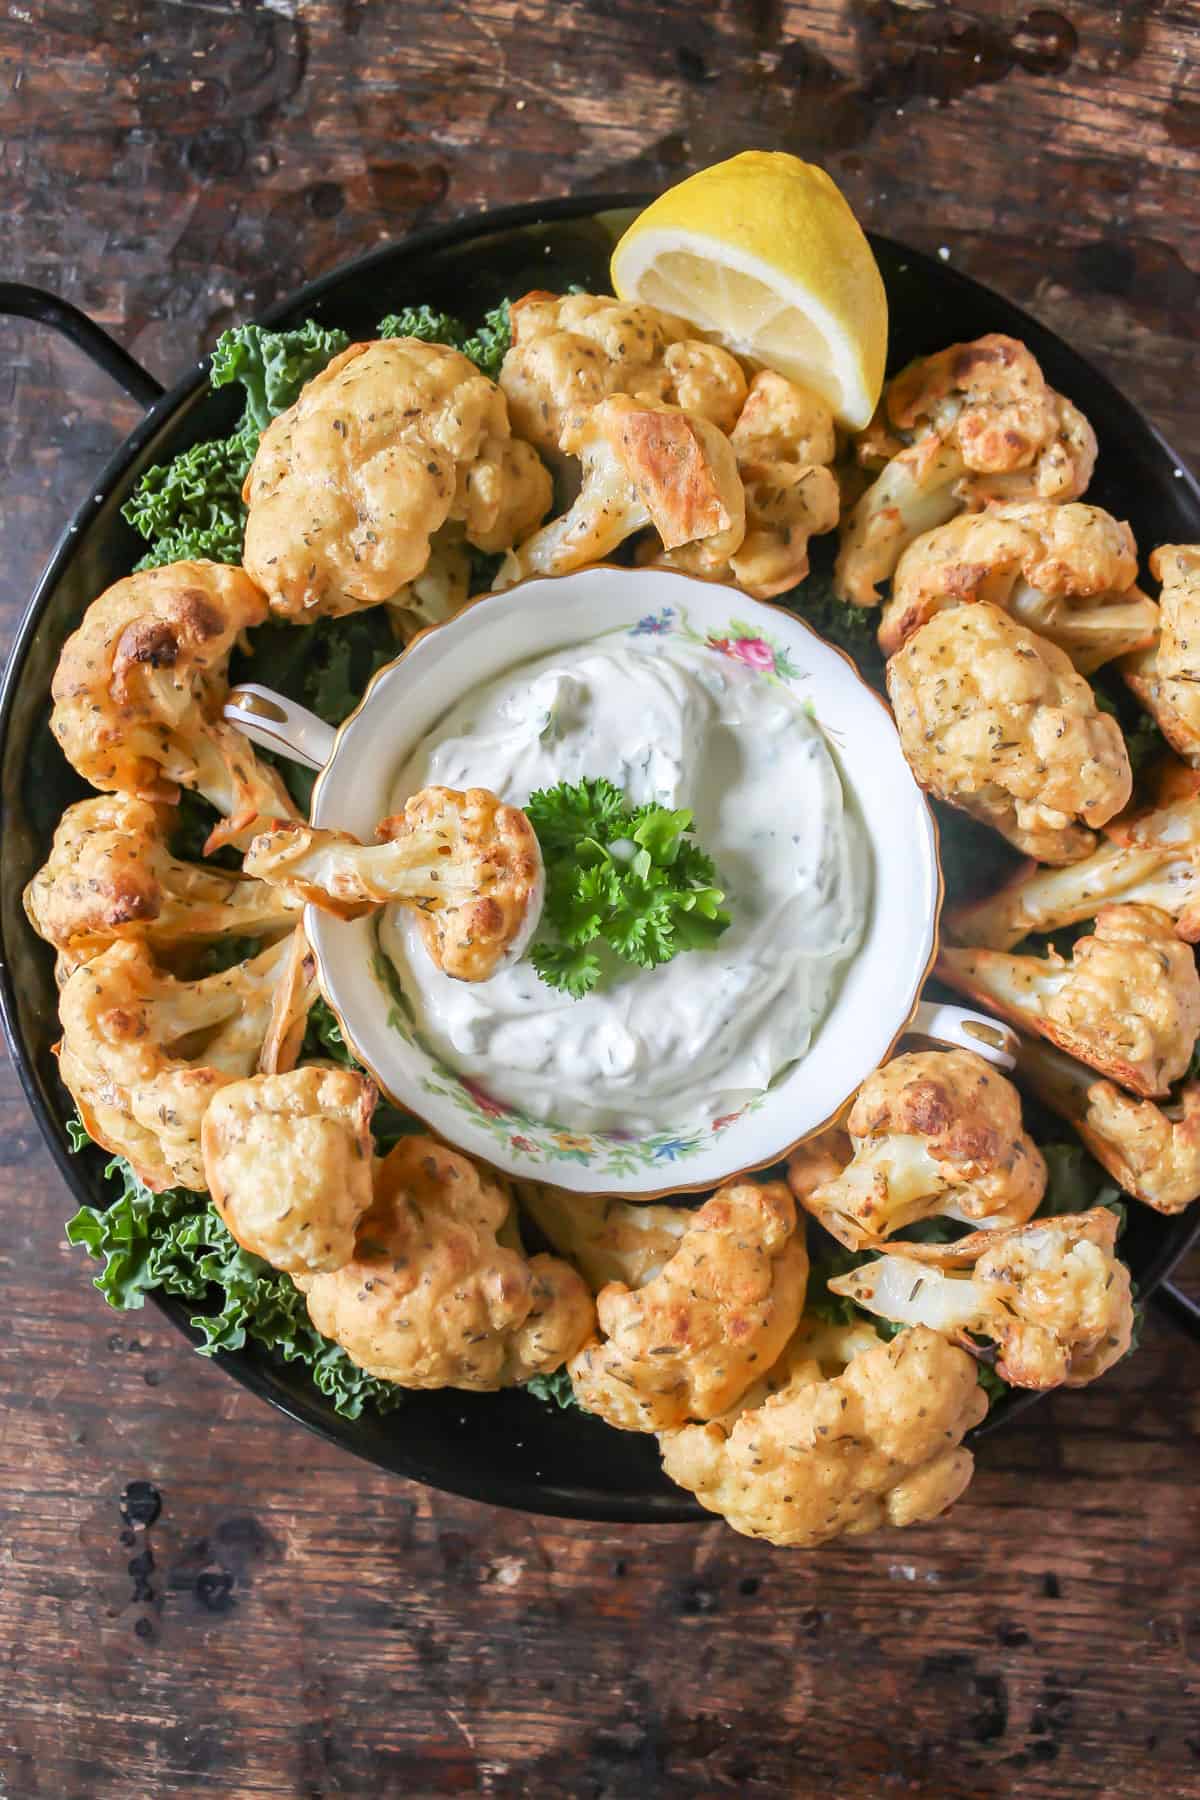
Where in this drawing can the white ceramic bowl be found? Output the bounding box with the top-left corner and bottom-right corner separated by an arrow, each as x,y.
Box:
227,566 -> 1012,1196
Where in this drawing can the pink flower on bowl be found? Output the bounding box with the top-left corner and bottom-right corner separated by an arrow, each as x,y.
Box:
460,1077 -> 506,1119
729,637 -> 775,672
510,1133 -> 536,1153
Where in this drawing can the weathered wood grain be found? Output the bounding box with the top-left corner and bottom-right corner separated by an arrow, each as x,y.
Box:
2,2 -> 1200,1796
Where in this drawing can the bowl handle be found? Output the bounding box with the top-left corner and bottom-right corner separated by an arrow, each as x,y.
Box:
907,999 -> 1018,1071
224,685 -> 337,773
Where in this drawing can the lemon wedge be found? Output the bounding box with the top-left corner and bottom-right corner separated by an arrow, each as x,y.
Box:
611,152 -> 888,430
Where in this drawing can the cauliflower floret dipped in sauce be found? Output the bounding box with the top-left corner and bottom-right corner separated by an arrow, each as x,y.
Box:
50,560 -> 298,853
1018,1035 -> 1200,1215
498,394 -> 746,585
880,500 -> 1156,672
787,1048 -> 1045,1250
202,1066 -> 377,1273
296,1136 -> 594,1390
242,338 -> 552,620
24,793 -> 298,976
659,1320 -> 986,1548
887,604 -> 1132,864
567,1179 -> 809,1433
56,934 -> 300,1192
939,903 -> 1200,1097
830,1207 -> 1134,1390
645,369 -> 841,597
498,290 -> 748,466
836,334 -> 1097,606
246,786 -> 544,983
946,760 -> 1200,950
1124,545 -> 1200,762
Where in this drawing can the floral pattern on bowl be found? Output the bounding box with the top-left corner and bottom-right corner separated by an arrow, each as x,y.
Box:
629,604 -> 805,684
290,564 -> 940,1196
370,941 -> 760,1181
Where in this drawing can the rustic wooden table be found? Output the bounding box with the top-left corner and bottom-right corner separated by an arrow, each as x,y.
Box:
3,4 -> 1200,1796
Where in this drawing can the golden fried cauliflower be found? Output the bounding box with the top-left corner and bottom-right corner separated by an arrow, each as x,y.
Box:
515,1182 -> 691,1291
257,923 -> 321,1078
1018,1035 -> 1200,1215
659,1322 -> 985,1548
788,1048 -> 1045,1249
836,334 -> 1097,606
49,560 -> 297,853
387,528 -> 472,644
646,369 -> 840,597
296,1136 -> 594,1390
831,1207 -> 1133,1389
887,604 -> 1132,863
242,339 -> 551,620
947,762 -> 1200,949
938,904 -> 1200,1097
1123,545 -> 1200,762
498,290 -> 747,465
56,934 -> 296,1191
567,1181 -> 808,1433
202,1066 -> 376,1273
246,786 -> 544,983
881,500 -> 1155,671
499,395 -> 745,585
24,793 -> 297,973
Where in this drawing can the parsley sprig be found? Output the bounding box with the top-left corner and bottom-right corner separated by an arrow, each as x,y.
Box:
525,777 -> 731,999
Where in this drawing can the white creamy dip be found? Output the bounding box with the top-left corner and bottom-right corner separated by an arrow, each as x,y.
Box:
380,629 -> 869,1133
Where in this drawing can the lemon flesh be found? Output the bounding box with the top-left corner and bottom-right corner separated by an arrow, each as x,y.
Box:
611,152 -> 887,430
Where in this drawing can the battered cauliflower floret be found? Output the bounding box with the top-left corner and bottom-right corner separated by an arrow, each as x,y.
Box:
1123,545 -> 1200,762
881,500 -> 1155,671
659,1322 -> 985,1548
56,934 -> 297,1191
938,903 -> 1200,1097
887,604 -> 1132,863
830,1207 -> 1133,1389
386,529 -> 472,644
245,786 -> 544,983
498,395 -> 745,585
646,369 -> 840,597
296,1136 -> 594,1390
1017,1035 -> 1200,1215
49,561 -> 297,853
946,762 -> 1200,949
201,1066 -> 377,1274
498,290 -> 747,466
242,339 -> 551,620
836,334 -> 1097,606
515,1182 -> 691,1291
24,793 -> 298,972
788,1048 -> 1045,1250
567,1181 -> 809,1433
257,923 -> 321,1077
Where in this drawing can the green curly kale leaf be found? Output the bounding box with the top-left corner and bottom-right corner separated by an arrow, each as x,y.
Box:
65,1149 -> 402,1421
209,319 -> 351,434
524,1366 -> 583,1411
526,777 -> 732,998
377,304 -> 467,346
123,319 -> 349,570
124,427 -> 258,570
377,301 -> 512,380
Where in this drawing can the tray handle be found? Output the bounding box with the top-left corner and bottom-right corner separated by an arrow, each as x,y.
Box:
0,283 -> 164,408
1152,1278 -> 1200,1340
